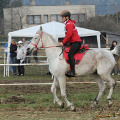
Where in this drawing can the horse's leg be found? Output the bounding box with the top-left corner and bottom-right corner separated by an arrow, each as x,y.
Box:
51,77 -> 64,108
99,75 -> 116,107
92,74 -> 106,108
58,76 -> 76,111
106,76 -> 116,107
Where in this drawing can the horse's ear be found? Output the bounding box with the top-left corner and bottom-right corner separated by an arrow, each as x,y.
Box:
40,26 -> 42,31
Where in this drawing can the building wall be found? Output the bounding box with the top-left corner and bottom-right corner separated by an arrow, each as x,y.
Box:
4,5 -> 95,34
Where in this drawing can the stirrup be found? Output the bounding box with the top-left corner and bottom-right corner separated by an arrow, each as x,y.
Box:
65,71 -> 76,77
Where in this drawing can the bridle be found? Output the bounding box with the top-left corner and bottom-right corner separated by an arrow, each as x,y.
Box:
30,32 -> 61,51
30,32 -> 64,60
30,32 -> 43,51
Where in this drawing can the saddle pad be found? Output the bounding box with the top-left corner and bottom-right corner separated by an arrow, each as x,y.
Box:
63,45 -> 88,65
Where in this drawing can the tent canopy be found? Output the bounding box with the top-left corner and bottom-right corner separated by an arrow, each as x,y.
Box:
8,21 -> 101,48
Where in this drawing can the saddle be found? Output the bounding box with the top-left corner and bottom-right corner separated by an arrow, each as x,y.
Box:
63,44 -> 89,65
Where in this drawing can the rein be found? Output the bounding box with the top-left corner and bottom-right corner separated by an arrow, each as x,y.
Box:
41,46 -> 61,48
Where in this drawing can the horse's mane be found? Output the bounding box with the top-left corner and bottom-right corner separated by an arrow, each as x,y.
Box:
44,31 -> 58,44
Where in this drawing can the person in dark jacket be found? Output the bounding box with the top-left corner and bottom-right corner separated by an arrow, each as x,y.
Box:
110,41 -> 120,75
59,10 -> 82,77
33,51 -> 38,63
110,41 -> 117,50
10,39 -> 17,75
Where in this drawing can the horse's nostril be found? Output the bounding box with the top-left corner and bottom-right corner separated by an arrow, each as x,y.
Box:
27,48 -> 30,50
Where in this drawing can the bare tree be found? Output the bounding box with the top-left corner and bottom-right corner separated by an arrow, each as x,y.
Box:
80,15 -> 120,34
12,6 -> 30,29
4,6 -> 30,34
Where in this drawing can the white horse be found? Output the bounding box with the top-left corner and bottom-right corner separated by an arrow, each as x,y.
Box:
27,27 -> 120,111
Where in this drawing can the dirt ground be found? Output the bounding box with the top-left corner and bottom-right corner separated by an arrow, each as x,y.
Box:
0,76 -> 120,120
0,107 -> 120,120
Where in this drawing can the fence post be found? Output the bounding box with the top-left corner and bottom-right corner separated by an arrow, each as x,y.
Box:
4,49 -> 5,77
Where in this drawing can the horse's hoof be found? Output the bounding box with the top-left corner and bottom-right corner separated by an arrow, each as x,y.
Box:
91,100 -> 98,108
108,101 -> 113,108
70,105 -> 76,112
91,105 -> 95,109
60,102 -> 64,108
54,99 -> 56,104
91,103 -> 96,108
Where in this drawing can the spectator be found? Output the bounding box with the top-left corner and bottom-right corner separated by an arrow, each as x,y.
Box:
110,41 -> 117,50
10,39 -> 17,75
33,50 -> 39,63
5,43 -> 13,72
46,71 -> 51,75
110,41 -> 120,75
29,39 -> 39,63
22,38 -> 31,63
5,43 -> 8,59
16,41 -> 26,76
4,43 -> 10,72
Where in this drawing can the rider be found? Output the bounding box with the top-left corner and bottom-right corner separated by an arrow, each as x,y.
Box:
59,10 -> 82,77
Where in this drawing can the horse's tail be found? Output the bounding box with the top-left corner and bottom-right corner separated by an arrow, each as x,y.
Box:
111,43 -> 120,56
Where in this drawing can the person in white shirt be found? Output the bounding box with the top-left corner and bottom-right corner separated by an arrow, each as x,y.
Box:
22,38 -> 31,63
16,41 -> 26,76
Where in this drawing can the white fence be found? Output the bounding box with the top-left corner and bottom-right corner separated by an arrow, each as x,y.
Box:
0,81 -> 120,86
0,47 -> 49,77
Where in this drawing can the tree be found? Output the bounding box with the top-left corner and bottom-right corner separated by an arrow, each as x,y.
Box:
80,14 -> 120,34
10,0 -> 22,7
0,0 -> 11,34
0,0 -> 11,18
4,6 -> 30,33
0,0 -> 22,34
4,0 -> 30,34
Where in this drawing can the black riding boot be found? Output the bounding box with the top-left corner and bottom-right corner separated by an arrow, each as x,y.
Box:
65,57 -> 76,77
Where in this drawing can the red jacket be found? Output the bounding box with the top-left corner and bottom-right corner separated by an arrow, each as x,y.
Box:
62,20 -> 82,45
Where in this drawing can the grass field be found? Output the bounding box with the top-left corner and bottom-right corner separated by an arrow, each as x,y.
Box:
0,81 -> 120,120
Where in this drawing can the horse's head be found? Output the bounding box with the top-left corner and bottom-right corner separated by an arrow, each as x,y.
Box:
27,26 -> 43,53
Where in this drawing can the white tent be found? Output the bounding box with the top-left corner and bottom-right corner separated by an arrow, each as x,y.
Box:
7,21 -> 101,63
8,21 -> 101,47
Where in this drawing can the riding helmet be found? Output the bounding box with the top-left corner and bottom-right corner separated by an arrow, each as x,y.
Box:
61,10 -> 71,18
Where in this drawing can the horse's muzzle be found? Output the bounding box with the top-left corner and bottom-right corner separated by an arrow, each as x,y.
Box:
27,48 -> 31,53
27,48 -> 30,51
